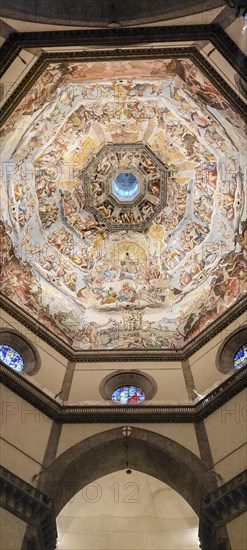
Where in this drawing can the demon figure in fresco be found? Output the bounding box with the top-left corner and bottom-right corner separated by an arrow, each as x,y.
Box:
0,57 -> 246,351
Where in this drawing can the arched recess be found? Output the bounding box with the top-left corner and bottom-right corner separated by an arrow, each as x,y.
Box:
38,426 -> 216,516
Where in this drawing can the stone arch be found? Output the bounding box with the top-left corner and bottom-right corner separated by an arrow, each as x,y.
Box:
39,426 -> 216,516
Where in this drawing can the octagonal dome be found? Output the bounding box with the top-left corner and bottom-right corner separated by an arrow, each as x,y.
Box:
0,56 -> 246,354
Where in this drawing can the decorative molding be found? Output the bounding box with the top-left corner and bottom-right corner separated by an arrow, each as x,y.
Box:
199,469 -> 247,550
1,295 -> 246,363
0,466 -> 57,550
1,358 -> 246,423
0,43 -> 246,127
209,22 -> 247,82
0,25 -> 246,82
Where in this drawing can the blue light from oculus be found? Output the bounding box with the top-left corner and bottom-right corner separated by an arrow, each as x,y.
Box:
112,172 -> 140,201
112,385 -> 145,405
0,345 -> 24,372
233,344 -> 247,370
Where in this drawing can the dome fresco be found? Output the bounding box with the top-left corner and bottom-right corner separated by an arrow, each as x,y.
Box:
82,143 -> 167,230
0,57 -> 246,352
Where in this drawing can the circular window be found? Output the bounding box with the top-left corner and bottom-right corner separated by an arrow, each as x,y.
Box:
100,370 -> 157,403
216,326 -> 247,374
233,344 -> 247,370
0,330 -> 40,375
112,386 -> 145,405
0,345 -> 24,372
112,172 -> 140,201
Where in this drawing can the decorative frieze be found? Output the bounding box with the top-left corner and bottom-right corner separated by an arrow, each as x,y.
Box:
1,358 -> 246,423
0,466 -> 57,550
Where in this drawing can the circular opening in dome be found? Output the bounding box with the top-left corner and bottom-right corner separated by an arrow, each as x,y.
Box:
0,345 -> 24,372
112,172 -> 140,201
112,385 -> 145,405
233,344 -> 247,370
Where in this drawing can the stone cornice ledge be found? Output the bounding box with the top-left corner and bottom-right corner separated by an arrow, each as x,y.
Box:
0,360 -> 246,423
0,24 -> 246,83
0,295 -> 246,362
199,469 -> 247,550
0,466 -> 57,550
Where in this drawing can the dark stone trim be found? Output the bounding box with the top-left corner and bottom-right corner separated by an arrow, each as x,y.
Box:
199,469 -> 247,550
41,361 -> 75,469
0,465 -> 57,550
60,361 -> 76,401
182,358 -> 218,479
0,359 -> 246,423
1,295 -> 246,363
209,23 -> 247,82
195,422 -> 216,471
41,423 -> 62,471
0,44 -> 246,126
0,25 -> 246,82
0,32 -> 22,78
181,358 -> 197,401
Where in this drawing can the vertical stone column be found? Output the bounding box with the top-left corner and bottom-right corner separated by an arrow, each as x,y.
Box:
181,358 -> 231,549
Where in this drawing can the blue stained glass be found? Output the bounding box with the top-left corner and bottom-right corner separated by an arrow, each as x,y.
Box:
233,344 -> 247,370
112,172 -> 140,201
0,345 -> 24,372
112,385 -> 145,405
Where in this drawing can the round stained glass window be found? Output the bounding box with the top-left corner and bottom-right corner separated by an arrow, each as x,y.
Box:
112,172 -> 140,201
233,344 -> 247,370
112,385 -> 145,405
0,345 -> 24,372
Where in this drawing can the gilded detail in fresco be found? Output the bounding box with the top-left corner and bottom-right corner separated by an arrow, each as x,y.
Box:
0,58 -> 246,351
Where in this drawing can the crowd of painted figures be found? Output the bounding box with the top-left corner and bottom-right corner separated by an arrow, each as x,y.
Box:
83,146 -> 165,228
0,58 -> 246,350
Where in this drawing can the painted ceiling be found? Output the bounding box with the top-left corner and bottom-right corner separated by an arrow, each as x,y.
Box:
0,57 -> 246,352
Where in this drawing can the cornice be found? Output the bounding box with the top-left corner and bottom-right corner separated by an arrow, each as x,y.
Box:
0,25 -> 246,81
1,359 -> 246,423
199,469 -> 247,550
0,466 -> 57,550
0,42 -> 246,127
209,23 -> 247,82
1,294 -> 246,362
